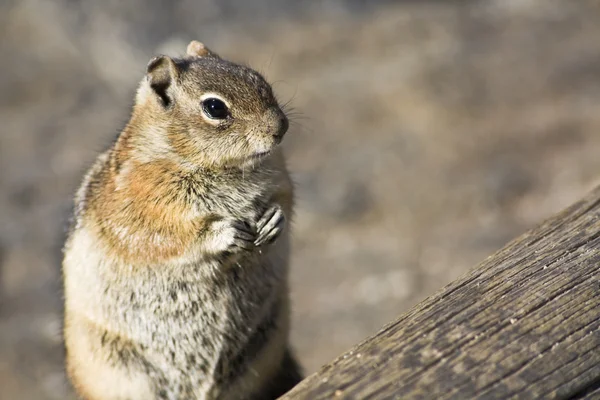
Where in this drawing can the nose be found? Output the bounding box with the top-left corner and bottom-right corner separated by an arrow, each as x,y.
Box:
277,113 -> 289,139
265,108 -> 289,140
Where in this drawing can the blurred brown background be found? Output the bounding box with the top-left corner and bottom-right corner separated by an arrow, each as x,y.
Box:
2,0 -> 600,398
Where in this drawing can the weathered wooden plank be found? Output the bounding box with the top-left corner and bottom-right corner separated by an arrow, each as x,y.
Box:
282,187 -> 600,399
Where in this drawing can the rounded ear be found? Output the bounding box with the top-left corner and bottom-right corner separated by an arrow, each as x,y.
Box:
146,55 -> 179,107
186,40 -> 220,59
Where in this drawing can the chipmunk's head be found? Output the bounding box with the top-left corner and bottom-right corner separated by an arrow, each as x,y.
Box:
136,40 -> 288,169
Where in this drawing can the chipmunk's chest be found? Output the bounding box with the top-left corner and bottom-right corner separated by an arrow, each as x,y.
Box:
189,169 -> 276,220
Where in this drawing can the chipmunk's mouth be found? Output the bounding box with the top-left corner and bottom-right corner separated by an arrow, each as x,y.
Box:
238,150 -> 272,168
251,150 -> 271,159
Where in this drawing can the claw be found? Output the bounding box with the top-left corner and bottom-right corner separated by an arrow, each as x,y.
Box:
255,205 -> 285,247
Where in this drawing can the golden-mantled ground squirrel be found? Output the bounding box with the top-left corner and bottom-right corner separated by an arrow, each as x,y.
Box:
62,40 -> 301,400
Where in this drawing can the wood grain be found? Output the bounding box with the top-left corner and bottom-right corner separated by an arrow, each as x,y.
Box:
283,187 -> 600,399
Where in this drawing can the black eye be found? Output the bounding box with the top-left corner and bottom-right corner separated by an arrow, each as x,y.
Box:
202,98 -> 229,120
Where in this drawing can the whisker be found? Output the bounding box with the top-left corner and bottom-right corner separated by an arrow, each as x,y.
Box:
288,121 -> 314,135
283,111 -> 309,122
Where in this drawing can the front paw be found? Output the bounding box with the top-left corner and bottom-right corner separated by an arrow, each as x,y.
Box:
209,219 -> 256,255
255,204 -> 285,247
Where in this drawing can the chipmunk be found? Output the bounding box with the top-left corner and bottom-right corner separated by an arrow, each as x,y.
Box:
62,40 -> 301,400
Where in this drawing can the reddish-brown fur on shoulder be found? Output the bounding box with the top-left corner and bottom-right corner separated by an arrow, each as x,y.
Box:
90,158 -> 209,265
